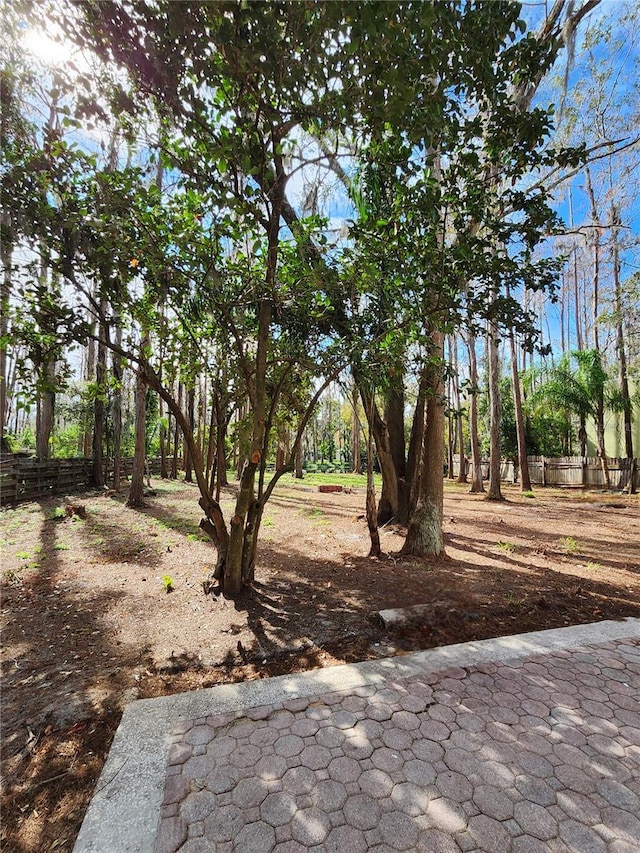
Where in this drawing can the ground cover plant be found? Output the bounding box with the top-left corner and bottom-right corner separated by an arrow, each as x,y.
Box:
1,476 -> 639,852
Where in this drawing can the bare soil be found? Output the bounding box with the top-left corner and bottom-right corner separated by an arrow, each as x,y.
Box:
1,476 -> 638,852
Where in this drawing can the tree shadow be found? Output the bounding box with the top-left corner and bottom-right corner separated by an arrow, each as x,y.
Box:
1,498 -> 145,853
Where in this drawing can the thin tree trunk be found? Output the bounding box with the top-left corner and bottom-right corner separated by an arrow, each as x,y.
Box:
294,436 -> 303,479
91,304 -> 107,486
0,231 -> 11,452
111,325 -> 123,490
365,394 -> 381,558
159,392 -> 168,479
351,382 -> 361,474
611,202 -> 633,460
184,385 -> 195,483
585,165 -> 601,352
83,321 -> 96,458
171,381 -> 181,479
507,284 -> 531,492
466,330 -> 484,493
486,320 -> 504,501
453,334 -> 467,484
128,332 -> 149,507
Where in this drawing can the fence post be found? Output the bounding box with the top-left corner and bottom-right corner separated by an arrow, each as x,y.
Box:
541,456 -> 546,486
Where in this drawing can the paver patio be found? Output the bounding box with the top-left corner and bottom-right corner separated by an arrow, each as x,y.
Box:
73,619 -> 640,852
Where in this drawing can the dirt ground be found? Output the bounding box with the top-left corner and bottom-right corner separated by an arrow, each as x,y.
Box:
1,475 -> 639,853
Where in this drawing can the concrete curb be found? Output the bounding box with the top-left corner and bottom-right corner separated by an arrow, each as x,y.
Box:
73,617 -> 640,852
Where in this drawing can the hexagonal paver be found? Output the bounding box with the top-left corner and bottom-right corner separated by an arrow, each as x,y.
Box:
328,756 -> 361,783
300,744 -> 332,770
371,747 -> 404,773
180,791 -> 216,823
204,804 -> 245,842
259,792 -> 298,828
468,814 -> 512,852
426,797 -> 468,833
515,775 -> 557,807
255,755 -> 288,781
435,770 -> 473,803
379,811 -> 420,851
472,784 -> 514,821
344,793 -> 382,829
234,821 -> 276,853
401,760 -> 436,790
310,779 -> 348,812
390,782 -> 429,817
325,824 -> 368,852
359,768 -> 395,799
290,807 -> 331,845
513,801 -> 558,841
232,777 -> 270,808
274,735 -> 304,757
282,766 -> 316,795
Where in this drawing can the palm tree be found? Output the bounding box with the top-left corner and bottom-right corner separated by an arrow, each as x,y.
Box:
532,349 -> 614,487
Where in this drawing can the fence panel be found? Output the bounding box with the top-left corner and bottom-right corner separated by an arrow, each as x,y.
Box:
451,455 -> 638,492
0,456 -> 165,506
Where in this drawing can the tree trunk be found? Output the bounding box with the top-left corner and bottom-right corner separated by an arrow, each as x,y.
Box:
585,165 -> 601,352
611,202 -> 633,460
184,385 -> 195,483
36,360 -> 55,460
351,382 -> 361,474
0,231 -> 11,452
466,330 -> 484,493
111,325 -> 123,490
171,381 -> 182,479
91,307 -> 107,487
294,437 -> 304,479
128,333 -> 149,507
402,332 -> 445,557
453,335 -> 467,484
365,398 -> 381,558
508,319 -> 531,493
159,392 -> 169,479
486,321 -> 504,501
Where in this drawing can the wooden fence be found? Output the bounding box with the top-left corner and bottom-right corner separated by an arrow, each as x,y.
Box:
452,456 -> 639,492
0,455 -> 164,506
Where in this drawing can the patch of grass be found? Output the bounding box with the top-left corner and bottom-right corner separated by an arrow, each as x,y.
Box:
561,536 -> 579,554
50,506 -> 66,519
522,490 -> 535,498
585,560 -> 601,572
54,543 -> 70,551
303,507 -> 324,518
15,551 -> 31,560
505,591 -> 522,607
262,517 -> 275,528
162,574 -> 175,593
187,532 -> 209,543
495,541 -> 516,554
286,471 -> 379,490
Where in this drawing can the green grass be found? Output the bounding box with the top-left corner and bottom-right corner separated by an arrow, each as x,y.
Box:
522,490 -> 535,498
287,471 -> 379,490
585,560 -> 601,572
187,532 -> 209,543
495,541 -> 516,554
561,536 -> 579,554
15,551 -> 31,560
302,507 -> 324,518
262,517 -> 275,527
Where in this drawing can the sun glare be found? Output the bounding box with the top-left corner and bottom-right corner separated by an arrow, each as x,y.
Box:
22,25 -> 89,71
